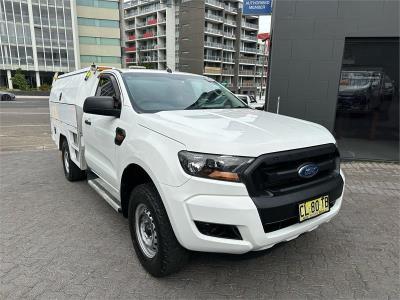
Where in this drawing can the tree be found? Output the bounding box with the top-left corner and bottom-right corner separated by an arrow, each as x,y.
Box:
11,69 -> 29,90
141,62 -> 157,69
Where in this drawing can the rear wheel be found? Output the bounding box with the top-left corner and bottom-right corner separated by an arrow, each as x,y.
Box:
61,139 -> 85,181
128,183 -> 189,277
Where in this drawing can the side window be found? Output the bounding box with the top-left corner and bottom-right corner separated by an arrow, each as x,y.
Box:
239,96 -> 248,104
95,75 -> 121,108
96,76 -> 116,97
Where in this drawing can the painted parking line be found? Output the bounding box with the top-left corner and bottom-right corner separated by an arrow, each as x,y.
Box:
0,111 -> 50,115
0,124 -> 50,127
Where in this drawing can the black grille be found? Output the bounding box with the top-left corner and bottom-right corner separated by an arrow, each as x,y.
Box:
242,144 -> 340,197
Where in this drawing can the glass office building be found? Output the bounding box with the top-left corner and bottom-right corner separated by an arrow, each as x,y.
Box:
0,0 -> 121,88
267,0 -> 399,161
0,0 -> 78,87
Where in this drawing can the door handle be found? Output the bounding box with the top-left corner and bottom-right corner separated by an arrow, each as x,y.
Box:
115,127 -> 126,146
85,119 -> 91,125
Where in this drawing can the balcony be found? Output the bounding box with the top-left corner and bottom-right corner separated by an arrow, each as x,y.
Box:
222,57 -> 235,63
125,3 -> 167,16
205,27 -> 223,36
222,69 -> 234,75
136,32 -> 156,40
125,24 -> 136,30
204,41 -> 223,49
140,4 -> 166,14
126,57 -> 135,63
239,70 -> 255,76
241,81 -> 256,87
138,45 -> 157,51
224,5 -> 238,14
223,44 -> 235,51
205,13 -> 224,23
204,66 -> 222,74
224,32 -> 236,39
242,34 -> 257,42
141,55 -> 158,62
242,22 -> 258,30
125,46 -> 137,52
127,35 -> 136,41
241,47 -> 257,54
239,58 -> 256,64
224,19 -> 237,27
205,0 -> 224,9
125,11 -> 138,19
136,19 -> 157,28
204,55 -> 222,62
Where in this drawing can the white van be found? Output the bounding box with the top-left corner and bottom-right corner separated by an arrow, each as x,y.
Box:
50,66 -> 345,277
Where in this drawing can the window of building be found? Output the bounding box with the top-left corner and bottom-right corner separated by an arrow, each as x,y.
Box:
79,36 -> 120,46
77,0 -> 118,9
334,37 -> 399,161
81,55 -> 120,64
77,17 -> 119,28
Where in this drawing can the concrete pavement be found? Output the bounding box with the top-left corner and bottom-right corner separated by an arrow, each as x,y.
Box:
0,95 -> 399,299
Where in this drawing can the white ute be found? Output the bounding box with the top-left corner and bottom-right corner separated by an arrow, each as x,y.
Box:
50,66 -> 345,277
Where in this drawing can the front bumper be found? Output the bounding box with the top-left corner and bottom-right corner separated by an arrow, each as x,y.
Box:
160,171 -> 345,254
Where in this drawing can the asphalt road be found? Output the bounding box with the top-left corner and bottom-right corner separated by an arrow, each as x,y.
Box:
0,97 -> 399,299
0,97 -> 55,152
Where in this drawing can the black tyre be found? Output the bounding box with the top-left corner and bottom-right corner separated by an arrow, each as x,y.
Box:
61,139 -> 86,181
128,183 -> 189,277
2,94 -> 11,101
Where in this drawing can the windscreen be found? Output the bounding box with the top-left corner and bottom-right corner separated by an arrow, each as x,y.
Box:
122,73 -> 247,112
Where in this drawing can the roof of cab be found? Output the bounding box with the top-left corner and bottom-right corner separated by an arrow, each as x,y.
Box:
57,67 -> 208,80
117,68 -> 205,78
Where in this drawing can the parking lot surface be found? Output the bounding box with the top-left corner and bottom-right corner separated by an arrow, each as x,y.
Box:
0,97 -> 55,152
1,97 -> 399,299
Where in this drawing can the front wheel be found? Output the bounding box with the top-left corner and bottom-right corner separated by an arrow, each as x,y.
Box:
128,183 -> 189,277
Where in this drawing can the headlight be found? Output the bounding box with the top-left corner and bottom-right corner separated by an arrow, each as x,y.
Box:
178,151 -> 254,182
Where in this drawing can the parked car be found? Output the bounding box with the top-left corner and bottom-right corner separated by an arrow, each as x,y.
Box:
0,91 -> 16,101
235,94 -> 264,109
337,69 -> 394,113
50,67 -> 345,277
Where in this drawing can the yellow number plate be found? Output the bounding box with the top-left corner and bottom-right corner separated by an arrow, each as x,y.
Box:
299,196 -> 330,222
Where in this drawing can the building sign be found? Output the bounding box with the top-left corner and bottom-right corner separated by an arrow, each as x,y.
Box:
243,0 -> 272,15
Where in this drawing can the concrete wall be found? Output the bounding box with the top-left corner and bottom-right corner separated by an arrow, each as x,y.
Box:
178,0 -> 205,74
76,1 -> 121,68
267,0 -> 399,131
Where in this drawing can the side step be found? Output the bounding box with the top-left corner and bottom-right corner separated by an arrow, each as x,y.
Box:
88,178 -> 122,213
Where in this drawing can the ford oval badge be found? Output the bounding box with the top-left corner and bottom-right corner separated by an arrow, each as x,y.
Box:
298,164 -> 319,178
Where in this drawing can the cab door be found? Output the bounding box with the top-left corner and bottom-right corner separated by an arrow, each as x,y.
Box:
83,74 -> 122,189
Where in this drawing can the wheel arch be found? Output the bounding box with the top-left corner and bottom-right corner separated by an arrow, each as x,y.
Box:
59,133 -> 66,150
120,163 -> 154,218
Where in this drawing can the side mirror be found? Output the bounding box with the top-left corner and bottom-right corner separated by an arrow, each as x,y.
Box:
83,96 -> 121,117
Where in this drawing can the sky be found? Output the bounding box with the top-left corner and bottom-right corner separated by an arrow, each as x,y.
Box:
259,16 -> 272,33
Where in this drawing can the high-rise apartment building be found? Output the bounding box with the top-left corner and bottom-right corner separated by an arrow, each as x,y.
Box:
0,0 -> 121,89
122,0 -> 267,96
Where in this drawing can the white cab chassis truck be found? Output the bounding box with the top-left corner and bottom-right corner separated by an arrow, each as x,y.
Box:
50,67 -> 345,277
